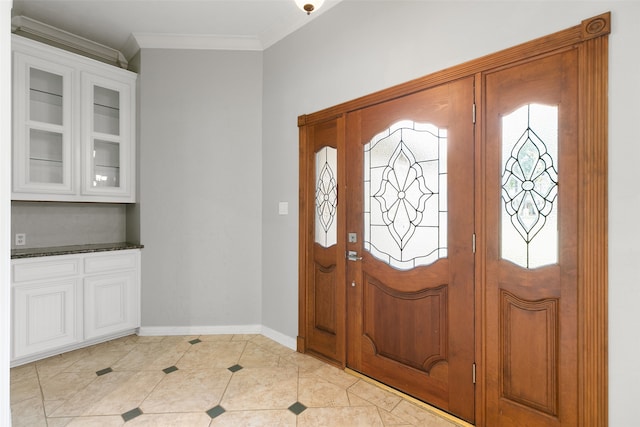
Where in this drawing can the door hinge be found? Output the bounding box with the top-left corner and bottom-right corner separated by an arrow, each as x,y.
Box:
472,363 -> 476,384
472,233 -> 476,253
472,103 -> 476,124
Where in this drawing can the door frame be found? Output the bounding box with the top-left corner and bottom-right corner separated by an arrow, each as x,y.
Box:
298,12 -> 609,426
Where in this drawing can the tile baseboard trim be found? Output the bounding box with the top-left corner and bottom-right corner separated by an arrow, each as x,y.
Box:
137,324 -> 297,350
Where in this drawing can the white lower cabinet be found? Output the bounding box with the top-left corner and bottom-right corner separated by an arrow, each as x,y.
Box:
11,249 -> 140,365
84,270 -> 138,340
13,278 -> 82,359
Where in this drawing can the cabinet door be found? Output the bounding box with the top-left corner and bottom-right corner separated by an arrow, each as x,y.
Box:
13,279 -> 82,359
80,72 -> 134,201
12,52 -> 75,196
84,271 -> 139,340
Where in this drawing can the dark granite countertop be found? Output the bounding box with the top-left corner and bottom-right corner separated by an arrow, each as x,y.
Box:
11,242 -> 144,259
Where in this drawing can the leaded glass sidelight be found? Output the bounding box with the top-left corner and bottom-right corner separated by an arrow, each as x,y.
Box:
315,146 -> 338,248
364,120 -> 447,270
501,104 -> 559,268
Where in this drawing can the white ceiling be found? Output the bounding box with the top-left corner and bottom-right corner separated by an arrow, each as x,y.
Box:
11,0 -> 342,58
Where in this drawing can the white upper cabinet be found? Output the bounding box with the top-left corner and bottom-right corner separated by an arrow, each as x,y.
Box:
12,35 -> 137,202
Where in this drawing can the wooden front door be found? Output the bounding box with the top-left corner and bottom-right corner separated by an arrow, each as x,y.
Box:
483,49 -> 579,426
345,77 -> 476,423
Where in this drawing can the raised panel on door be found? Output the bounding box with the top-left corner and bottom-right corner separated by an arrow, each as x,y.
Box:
84,271 -> 138,340
483,49 -> 579,426
13,279 -> 82,359
302,117 -> 346,365
346,78 -> 475,422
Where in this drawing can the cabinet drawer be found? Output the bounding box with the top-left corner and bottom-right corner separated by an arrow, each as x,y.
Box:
84,251 -> 137,274
13,257 -> 80,283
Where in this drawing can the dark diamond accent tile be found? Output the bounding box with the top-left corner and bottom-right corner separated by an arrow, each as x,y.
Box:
189,338 -> 202,345
122,407 -> 143,422
206,405 -> 225,419
163,365 -> 178,374
228,364 -> 243,373
96,367 -> 113,376
288,401 -> 307,415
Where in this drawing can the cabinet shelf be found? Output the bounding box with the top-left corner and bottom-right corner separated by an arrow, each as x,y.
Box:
29,157 -> 63,164
30,88 -> 62,98
94,102 -> 119,111
30,89 -> 63,125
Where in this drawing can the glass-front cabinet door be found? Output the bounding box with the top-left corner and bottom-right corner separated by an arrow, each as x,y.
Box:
13,53 -> 75,195
81,73 -> 133,199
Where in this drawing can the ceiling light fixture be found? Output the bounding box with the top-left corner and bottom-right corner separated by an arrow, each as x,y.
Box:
295,0 -> 324,15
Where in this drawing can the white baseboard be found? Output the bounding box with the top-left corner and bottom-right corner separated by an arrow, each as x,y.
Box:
137,324 -> 296,350
260,326 -> 297,350
138,324 -> 262,337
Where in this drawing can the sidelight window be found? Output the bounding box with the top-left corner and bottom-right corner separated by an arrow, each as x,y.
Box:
314,146 -> 338,248
501,104 -> 559,268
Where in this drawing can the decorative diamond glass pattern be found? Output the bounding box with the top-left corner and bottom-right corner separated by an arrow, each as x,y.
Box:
501,104 -> 559,268
364,120 -> 447,270
315,146 -> 338,248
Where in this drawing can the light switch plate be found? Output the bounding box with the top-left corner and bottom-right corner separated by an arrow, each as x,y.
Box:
278,202 -> 289,215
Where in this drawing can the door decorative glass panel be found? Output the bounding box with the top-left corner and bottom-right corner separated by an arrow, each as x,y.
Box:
501,103 -> 559,268
315,146 -> 337,248
364,120 -> 447,270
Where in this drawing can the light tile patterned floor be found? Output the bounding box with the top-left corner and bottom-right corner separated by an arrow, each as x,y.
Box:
10,334 -> 466,426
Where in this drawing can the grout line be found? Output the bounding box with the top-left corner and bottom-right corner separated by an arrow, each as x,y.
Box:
135,336 -> 190,413
215,337 -> 247,410
344,368 -> 474,427
33,363 -> 50,426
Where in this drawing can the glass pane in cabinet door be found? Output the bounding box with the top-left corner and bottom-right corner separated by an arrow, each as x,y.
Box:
29,68 -> 63,125
93,139 -> 120,187
29,129 -> 63,184
94,86 -> 120,135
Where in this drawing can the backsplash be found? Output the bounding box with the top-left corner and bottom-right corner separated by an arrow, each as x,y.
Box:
11,201 -> 127,249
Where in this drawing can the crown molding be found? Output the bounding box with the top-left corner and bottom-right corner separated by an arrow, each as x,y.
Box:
127,33 -> 263,58
11,15 -> 128,69
126,0 -> 343,57
14,0 -> 344,62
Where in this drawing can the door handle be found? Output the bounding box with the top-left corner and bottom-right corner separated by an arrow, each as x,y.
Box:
347,250 -> 363,261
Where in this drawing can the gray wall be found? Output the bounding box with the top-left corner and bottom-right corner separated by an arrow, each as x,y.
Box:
138,48 -> 263,327
261,2 -> 640,425
11,202 -> 126,249
126,51 -> 142,245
